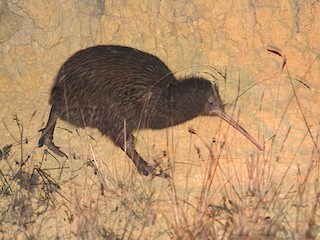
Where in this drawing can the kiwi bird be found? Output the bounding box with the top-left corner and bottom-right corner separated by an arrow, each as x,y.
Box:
38,45 -> 263,178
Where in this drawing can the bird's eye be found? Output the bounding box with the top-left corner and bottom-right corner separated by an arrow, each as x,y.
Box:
209,100 -> 213,104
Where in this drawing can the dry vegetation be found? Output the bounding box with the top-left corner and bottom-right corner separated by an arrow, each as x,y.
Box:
1,1 -> 319,239
0,68 -> 319,240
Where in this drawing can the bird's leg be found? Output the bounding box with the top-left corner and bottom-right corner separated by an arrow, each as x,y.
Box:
38,106 -> 68,158
122,135 -> 169,178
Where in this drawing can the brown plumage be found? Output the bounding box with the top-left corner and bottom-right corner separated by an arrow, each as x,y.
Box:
38,45 -> 263,178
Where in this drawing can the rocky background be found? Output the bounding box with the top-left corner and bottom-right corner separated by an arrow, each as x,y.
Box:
0,0 -> 319,238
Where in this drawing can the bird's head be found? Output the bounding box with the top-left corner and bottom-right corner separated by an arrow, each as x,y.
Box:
202,81 -> 264,151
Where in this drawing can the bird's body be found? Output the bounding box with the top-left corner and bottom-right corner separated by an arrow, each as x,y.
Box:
39,45 -> 263,177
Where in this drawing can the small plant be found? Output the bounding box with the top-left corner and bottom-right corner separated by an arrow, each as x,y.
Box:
0,144 -> 12,160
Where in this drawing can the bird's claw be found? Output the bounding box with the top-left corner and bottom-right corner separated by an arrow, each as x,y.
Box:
38,130 -> 68,158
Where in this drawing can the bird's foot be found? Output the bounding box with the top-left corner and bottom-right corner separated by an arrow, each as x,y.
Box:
137,162 -> 170,179
38,129 -> 68,158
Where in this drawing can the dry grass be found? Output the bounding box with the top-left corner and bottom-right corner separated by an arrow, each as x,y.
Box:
0,121 -> 319,239
0,67 -> 319,239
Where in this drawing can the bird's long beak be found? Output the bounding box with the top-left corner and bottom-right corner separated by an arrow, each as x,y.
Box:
217,112 -> 264,151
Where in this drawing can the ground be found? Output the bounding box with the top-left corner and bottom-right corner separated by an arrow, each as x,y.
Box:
0,0 -> 319,239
